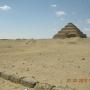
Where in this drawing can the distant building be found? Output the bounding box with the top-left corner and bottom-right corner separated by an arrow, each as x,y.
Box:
53,23 -> 87,39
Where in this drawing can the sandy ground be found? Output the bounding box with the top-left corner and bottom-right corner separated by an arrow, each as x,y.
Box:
0,38 -> 90,90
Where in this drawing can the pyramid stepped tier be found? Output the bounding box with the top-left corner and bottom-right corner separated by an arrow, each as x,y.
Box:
53,23 -> 87,39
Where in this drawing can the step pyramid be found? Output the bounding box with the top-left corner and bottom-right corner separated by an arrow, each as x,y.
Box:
53,23 -> 87,39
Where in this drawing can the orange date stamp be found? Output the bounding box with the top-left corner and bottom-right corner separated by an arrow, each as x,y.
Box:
67,79 -> 90,83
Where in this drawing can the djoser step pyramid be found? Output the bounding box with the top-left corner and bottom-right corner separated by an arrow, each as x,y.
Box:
53,23 -> 87,39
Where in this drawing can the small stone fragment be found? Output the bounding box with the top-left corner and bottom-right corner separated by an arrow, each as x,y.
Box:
82,58 -> 85,60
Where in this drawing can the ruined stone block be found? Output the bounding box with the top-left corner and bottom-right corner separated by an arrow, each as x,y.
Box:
34,83 -> 55,90
9,74 -> 25,84
21,77 -> 38,88
1,71 -> 12,80
52,85 -> 75,90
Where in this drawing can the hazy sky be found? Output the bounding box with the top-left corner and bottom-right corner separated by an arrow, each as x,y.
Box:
0,0 -> 90,39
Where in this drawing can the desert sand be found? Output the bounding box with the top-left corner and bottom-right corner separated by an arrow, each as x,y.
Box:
0,38 -> 90,90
